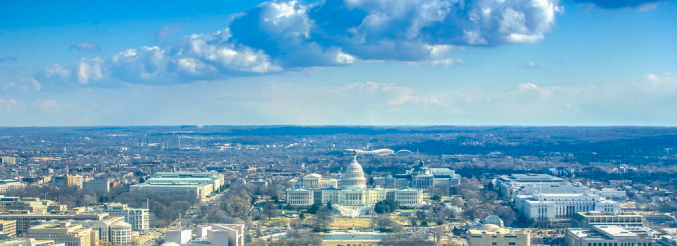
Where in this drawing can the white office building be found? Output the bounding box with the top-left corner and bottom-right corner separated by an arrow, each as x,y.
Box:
166,224 -> 245,246
566,225 -> 659,246
372,162 -> 461,189
81,217 -> 133,246
512,184 -> 590,197
593,188 -> 628,200
497,173 -> 567,197
515,193 -> 621,220
130,172 -> 224,200
291,173 -> 338,189
97,203 -> 150,231
0,179 -> 24,193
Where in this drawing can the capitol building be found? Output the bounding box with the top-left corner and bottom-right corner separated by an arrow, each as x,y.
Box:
286,156 -> 424,216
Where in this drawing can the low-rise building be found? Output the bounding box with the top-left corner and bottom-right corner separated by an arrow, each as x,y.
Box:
0,179 -> 24,193
0,209 -> 108,234
0,238 -> 65,246
83,217 -> 132,246
572,211 -> 648,228
497,174 -> 566,197
466,224 -> 531,246
23,221 -> 98,246
0,197 -> 50,213
0,219 -> 17,237
291,174 -> 338,189
514,193 -> 620,221
130,183 -> 213,200
1,157 -> 18,165
82,179 -> 112,194
593,188 -> 628,200
166,224 -> 245,246
372,162 -> 461,189
51,175 -> 85,189
130,172 -> 224,200
511,184 -> 590,198
565,225 -> 659,246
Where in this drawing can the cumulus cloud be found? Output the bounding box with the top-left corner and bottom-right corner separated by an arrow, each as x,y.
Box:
0,56 -> 17,63
70,42 -> 101,52
34,0 -> 563,87
572,0 -> 673,10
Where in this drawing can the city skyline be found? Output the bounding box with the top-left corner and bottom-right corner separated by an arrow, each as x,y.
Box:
1,0 -> 676,126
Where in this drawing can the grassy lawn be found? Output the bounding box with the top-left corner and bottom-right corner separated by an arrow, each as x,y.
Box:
329,217 -> 374,230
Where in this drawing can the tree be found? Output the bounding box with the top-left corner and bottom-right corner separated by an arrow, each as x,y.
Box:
307,203 -> 322,214
430,184 -> 450,197
485,181 -> 494,191
263,201 -> 278,220
433,226 -> 446,245
372,215 -> 403,233
326,201 -> 333,212
374,200 -> 400,214
310,207 -> 334,231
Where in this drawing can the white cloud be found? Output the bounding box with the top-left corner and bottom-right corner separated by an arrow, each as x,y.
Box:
34,0 -> 562,86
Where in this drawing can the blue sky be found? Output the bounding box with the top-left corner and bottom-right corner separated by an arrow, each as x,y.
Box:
0,0 -> 675,126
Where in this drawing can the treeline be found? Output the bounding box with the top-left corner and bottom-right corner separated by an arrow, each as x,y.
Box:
5,185 -> 197,228
5,186 -> 99,208
194,180 -> 289,226
114,191 -> 196,227
395,133 -> 677,158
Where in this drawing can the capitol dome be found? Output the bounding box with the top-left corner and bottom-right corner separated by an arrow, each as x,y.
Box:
346,156 -> 365,173
340,155 -> 367,189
